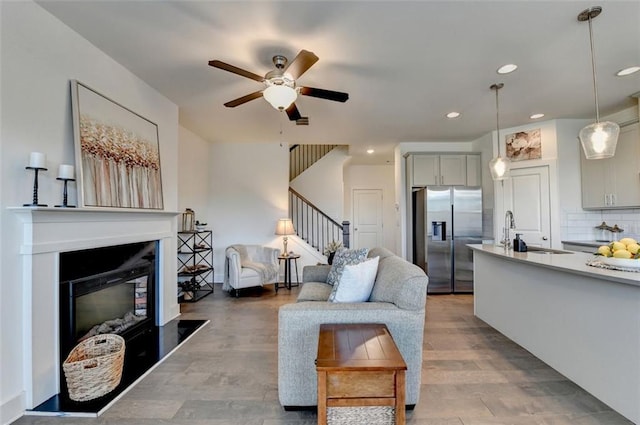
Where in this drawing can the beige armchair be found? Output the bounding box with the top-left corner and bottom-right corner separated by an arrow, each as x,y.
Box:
223,244 -> 280,296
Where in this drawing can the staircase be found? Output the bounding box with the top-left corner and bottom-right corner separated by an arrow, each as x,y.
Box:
289,144 -> 350,254
289,187 -> 349,255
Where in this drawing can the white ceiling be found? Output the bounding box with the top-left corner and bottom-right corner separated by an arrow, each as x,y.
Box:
37,1 -> 640,164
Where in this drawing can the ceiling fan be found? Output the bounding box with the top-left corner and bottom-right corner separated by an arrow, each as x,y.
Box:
208,50 -> 349,123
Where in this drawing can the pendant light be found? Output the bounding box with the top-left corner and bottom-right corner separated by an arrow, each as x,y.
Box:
489,83 -> 511,181
578,6 -> 619,159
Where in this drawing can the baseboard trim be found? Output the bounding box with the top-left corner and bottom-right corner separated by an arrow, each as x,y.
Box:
1,391 -> 25,425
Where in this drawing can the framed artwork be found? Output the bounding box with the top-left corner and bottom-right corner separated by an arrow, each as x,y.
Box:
505,128 -> 542,161
71,80 -> 164,209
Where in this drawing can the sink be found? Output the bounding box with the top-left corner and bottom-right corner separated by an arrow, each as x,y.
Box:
526,246 -> 574,254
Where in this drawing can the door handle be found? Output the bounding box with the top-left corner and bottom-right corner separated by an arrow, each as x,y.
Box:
542,236 -> 548,241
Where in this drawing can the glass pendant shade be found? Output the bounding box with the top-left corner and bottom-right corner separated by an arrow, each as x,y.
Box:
263,85 -> 297,110
489,155 -> 511,181
578,6 -> 619,160
488,83 -> 510,181
579,121 -> 620,159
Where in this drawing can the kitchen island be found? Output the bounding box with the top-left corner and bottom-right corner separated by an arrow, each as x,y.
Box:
469,244 -> 639,424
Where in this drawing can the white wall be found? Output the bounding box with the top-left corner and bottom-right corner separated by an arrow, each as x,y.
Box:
1,2 -> 179,422
344,164 -> 397,253
208,143 -> 295,281
178,126 -> 212,222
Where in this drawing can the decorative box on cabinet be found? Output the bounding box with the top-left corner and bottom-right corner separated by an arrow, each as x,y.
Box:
177,230 -> 214,302
581,123 -> 640,209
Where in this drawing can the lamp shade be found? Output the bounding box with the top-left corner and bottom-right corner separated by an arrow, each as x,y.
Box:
489,155 -> 511,181
579,121 -> 620,159
263,85 -> 297,110
275,218 -> 295,236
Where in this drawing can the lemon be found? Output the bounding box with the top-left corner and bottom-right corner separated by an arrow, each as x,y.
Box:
620,237 -> 638,246
597,245 -> 612,257
611,241 -> 626,252
613,249 -> 633,259
627,243 -> 640,255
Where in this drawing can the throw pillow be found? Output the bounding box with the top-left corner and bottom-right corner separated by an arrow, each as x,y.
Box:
328,256 -> 379,303
326,248 -> 369,286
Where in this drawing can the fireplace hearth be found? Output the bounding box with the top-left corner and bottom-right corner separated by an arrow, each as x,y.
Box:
32,240 -> 206,415
31,319 -> 206,415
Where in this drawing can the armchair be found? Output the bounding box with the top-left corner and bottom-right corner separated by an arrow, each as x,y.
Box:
223,244 -> 280,295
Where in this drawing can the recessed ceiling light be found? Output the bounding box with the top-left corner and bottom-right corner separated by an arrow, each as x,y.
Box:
497,64 -> 518,74
616,66 -> 640,76
446,112 -> 460,118
366,149 -> 375,154
530,113 -> 545,119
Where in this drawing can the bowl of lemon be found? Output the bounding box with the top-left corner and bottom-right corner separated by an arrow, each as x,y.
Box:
596,238 -> 640,269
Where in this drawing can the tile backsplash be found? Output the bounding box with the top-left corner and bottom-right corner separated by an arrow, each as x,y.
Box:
562,208 -> 640,241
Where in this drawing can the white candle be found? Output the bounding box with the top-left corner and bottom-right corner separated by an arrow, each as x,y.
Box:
58,164 -> 75,179
29,152 -> 46,168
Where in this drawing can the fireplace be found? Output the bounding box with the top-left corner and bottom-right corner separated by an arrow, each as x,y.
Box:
59,241 -> 157,366
13,207 -> 187,416
58,241 -> 159,404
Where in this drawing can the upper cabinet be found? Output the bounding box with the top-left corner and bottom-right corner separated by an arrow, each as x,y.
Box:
411,154 -> 481,187
581,123 -> 640,209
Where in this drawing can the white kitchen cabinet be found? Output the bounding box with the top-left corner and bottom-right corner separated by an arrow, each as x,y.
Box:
581,123 -> 640,209
412,154 -> 440,186
412,154 -> 480,186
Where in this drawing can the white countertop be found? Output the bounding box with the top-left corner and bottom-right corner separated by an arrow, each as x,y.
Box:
468,244 -> 640,288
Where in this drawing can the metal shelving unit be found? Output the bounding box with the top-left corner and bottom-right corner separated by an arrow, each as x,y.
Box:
177,230 -> 213,302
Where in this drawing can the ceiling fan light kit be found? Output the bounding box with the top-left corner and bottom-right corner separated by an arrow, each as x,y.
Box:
209,49 -> 348,122
577,6 -> 619,160
489,83 -> 511,181
263,85 -> 297,110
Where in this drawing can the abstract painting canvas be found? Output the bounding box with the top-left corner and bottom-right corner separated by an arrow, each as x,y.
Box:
71,81 -> 163,209
505,128 -> 542,161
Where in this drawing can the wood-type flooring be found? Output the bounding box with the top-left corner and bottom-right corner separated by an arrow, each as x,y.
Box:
12,285 -> 633,425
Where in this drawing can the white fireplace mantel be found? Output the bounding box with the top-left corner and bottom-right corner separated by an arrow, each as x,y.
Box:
10,207 -> 181,409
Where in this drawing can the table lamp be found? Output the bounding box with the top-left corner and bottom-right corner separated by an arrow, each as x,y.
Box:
275,218 -> 296,256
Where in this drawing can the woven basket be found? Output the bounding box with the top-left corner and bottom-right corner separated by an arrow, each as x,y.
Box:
63,334 -> 125,402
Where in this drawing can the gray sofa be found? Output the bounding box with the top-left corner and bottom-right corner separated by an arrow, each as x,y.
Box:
278,247 -> 428,409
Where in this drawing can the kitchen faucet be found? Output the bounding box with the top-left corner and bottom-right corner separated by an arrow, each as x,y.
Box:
502,210 -> 516,249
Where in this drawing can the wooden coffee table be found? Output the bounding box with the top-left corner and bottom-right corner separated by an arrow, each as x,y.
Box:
315,323 -> 407,425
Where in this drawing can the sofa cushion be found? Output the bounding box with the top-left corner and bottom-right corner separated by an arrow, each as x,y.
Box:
367,247 -> 395,261
326,248 -> 369,286
369,255 -> 427,310
297,282 -> 333,302
328,256 -> 379,303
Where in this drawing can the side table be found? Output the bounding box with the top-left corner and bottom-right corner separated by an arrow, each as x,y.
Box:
316,323 -> 407,425
277,253 -> 300,292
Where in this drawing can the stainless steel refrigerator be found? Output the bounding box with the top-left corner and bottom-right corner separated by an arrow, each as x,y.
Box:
412,186 -> 482,294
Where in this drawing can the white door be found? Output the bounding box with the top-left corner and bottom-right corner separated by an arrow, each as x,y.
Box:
503,166 -> 551,248
353,189 -> 383,249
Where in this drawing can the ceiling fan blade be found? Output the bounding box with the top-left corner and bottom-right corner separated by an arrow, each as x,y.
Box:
208,60 -> 265,82
299,86 -> 349,103
284,50 -> 319,80
224,91 -> 264,108
285,103 -> 302,121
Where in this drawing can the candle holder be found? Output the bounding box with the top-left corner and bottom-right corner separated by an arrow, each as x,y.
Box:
23,166 -> 48,207
55,178 -> 76,208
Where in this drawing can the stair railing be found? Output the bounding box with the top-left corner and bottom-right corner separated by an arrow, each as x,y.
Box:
289,144 -> 339,181
289,187 -> 350,255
